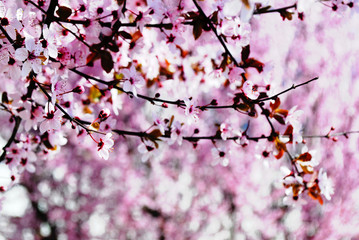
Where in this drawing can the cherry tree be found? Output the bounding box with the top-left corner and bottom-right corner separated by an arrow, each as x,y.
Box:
0,0 -> 359,239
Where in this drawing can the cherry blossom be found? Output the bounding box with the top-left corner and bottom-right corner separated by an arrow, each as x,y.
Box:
183,98 -> 199,123
14,36 -> 45,77
39,103 -> 63,133
168,120 -> 183,145
0,0 -> 358,239
121,65 -> 145,98
97,133 -> 114,160
242,80 -> 259,100
220,122 -> 232,140
318,168 -> 335,200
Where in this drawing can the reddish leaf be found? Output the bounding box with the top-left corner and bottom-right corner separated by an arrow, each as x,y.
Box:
242,45 -> 250,62
241,0 -> 250,8
255,5 -> 272,14
235,103 -> 250,112
243,58 -> 264,72
210,11 -> 219,24
193,22 -> 203,40
275,109 -> 289,117
270,98 -> 281,112
148,129 -> 163,140
275,149 -> 284,159
131,31 -> 142,42
119,31 -> 132,40
86,52 -> 100,65
300,164 -> 314,174
297,152 -> 312,162
280,10 -> 293,21
284,125 -> 293,135
274,115 -> 286,125
56,6 -> 72,21
100,51 -> 114,73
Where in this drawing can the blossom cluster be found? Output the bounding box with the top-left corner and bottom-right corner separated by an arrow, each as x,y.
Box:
0,0 -> 358,239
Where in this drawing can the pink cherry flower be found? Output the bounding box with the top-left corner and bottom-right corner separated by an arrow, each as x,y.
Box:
39,102 -> 63,133
153,114 -> 167,134
242,80 -> 259,100
17,102 -> 43,132
121,65 -> 145,98
5,146 -> 21,171
217,17 -> 242,37
286,106 -> 304,131
220,123 -> 232,140
135,9 -> 153,32
169,120 -> 183,145
0,2 -> 23,40
42,25 -> 59,60
184,98 -> 199,123
165,33 -> 185,53
15,36 -> 45,77
137,139 -> 155,162
97,133 -> 114,160
318,168 -> 334,200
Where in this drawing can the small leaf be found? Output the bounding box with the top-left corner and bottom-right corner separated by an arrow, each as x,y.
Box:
241,45 -> 250,61
119,31 -> 132,40
236,103 -> 250,111
243,58 -> 264,73
193,22 -> 203,40
148,129 -> 163,140
86,52 -> 100,66
280,10 -> 293,21
284,125 -> 293,136
256,5 -> 272,14
275,109 -> 289,117
241,0 -> 250,8
56,6 -> 72,21
90,122 -> 100,131
274,115 -> 286,125
210,11 -> 219,24
2,92 -> 9,104
297,152 -> 312,162
270,98 -> 280,111
100,50 -> 114,73
300,164 -> 314,174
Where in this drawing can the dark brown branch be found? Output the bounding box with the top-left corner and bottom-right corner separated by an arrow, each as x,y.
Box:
0,24 -> 14,45
192,0 -> 240,67
303,130 -> 359,139
0,116 -> 21,162
44,0 -> 58,26
253,3 -> 297,15
259,104 -> 276,135
113,129 -> 268,142
254,77 -> 319,103
35,80 -> 97,134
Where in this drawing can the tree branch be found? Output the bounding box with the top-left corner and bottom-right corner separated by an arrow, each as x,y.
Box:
254,77 -> 319,103
0,116 -> 21,162
192,0 -> 240,67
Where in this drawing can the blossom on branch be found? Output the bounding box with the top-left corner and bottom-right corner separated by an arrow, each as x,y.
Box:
97,133 -> 114,160
15,36 -> 46,77
121,65 -> 145,98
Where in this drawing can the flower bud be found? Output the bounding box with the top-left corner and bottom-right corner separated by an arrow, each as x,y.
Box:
72,86 -> 85,94
98,108 -> 111,120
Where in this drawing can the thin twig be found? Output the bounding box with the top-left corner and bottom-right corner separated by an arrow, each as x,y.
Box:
253,4 -> 297,15
0,116 -> 21,162
254,77 -> 319,103
192,0 -> 240,67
